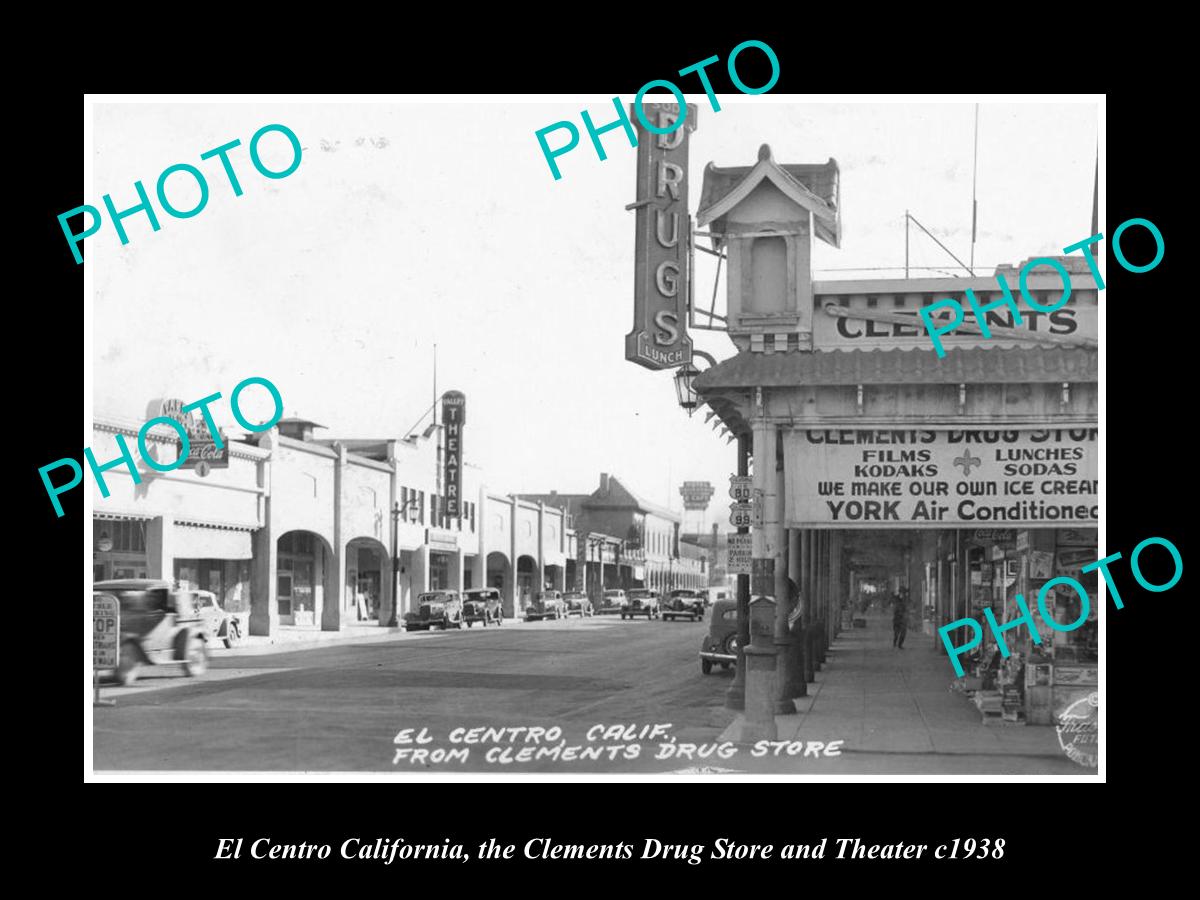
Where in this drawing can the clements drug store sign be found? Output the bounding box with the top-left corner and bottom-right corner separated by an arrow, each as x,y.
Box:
785,428 -> 1097,527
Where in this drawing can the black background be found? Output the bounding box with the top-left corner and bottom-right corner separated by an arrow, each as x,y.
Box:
26,28 -> 1176,889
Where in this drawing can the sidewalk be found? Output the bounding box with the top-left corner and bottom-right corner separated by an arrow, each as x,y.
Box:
218,615 -> 618,657
719,609 -> 1080,767
224,621 -> 411,656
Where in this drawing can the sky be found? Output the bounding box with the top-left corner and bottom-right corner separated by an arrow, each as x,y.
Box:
90,97 -> 1099,532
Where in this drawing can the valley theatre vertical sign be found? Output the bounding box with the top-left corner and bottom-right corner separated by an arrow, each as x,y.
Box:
625,101 -> 697,370
442,391 -> 466,519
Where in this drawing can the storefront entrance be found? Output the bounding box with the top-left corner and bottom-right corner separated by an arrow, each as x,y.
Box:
516,555 -> 537,612
346,538 -> 387,622
276,530 -> 333,627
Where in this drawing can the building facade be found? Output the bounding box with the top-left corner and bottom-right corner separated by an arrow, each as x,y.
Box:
92,405 -> 571,634
691,145 -> 1098,722
528,473 -> 707,596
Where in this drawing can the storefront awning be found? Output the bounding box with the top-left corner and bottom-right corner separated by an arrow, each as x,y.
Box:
174,523 -> 253,559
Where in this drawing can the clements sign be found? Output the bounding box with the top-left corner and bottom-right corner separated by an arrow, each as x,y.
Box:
785,429 -> 1097,528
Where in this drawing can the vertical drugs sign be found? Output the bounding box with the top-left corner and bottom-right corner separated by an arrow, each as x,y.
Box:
625,102 -> 697,370
441,391 -> 466,519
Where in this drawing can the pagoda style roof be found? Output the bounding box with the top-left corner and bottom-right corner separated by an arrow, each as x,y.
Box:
697,144 -> 841,248
693,346 -> 1098,441
693,346 -> 1097,391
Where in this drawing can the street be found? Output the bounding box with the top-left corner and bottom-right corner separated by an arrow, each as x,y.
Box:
93,614 -> 733,773
93,610 -> 1088,774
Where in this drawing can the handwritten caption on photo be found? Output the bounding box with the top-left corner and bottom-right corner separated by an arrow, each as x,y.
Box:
391,722 -> 843,766
215,835 -> 1006,864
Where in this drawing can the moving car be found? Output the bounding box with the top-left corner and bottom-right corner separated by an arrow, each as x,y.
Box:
525,590 -> 567,621
700,598 -> 740,674
597,589 -> 628,614
563,591 -> 594,617
462,588 -> 504,627
94,579 -> 211,686
622,589 -> 660,620
404,591 -> 464,631
194,590 -> 244,648
662,589 -> 706,622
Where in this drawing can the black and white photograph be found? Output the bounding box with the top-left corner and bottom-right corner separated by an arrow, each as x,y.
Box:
79,92 -> 1112,779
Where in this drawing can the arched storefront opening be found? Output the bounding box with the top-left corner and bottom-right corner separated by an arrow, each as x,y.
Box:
346,536 -> 390,624
517,555 -> 537,614
276,530 -> 336,628
487,551 -> 512,616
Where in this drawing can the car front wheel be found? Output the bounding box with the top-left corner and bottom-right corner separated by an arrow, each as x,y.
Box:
183,636 -> 209,677
116,642 -> 141,686
223,619 -> 241,650
701,659 -> 713,675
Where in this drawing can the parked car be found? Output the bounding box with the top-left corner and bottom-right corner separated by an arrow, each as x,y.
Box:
700,598 -> 740,674
462,588 -> 504,627
663,589 -> 706,622
622,589 -> 660,620
706,587 -> 733,607
525,590 -> 567,621
193,590 -> 243,648
404,591 -> 464,631
597,589 -> 628,614
563,591 -> 594,617
94,579 -> 211,686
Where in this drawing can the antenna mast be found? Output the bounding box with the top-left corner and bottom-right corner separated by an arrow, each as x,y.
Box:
970,104 -> 979,273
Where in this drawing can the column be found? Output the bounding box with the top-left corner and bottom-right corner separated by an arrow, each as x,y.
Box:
250,522 -> 277,637
816,531 -> 827,661
786,527 -> 806,698
736,412 -> 781,739
835,535 -> 844,643
146,513 -> 175,580
803,530 -> 816,682
537,502 -> 546,590
379,545 -> 393,627
772,428 -> 794,714
325,443 -> 347,632
412,545 -> 430,597
250,432 -> 277,637
507,495 -> 519,617
470,553 -> 486,593
726,433 -> 751,712
452,550 -> 464,591
383,446 -> 399,628
822,532 -> 831,659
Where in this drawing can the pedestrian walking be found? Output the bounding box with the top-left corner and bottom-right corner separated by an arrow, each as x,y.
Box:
892,588 -> 909,649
